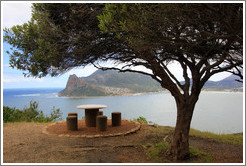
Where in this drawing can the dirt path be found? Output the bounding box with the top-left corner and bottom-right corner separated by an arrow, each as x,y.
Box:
3,123 -> 243,163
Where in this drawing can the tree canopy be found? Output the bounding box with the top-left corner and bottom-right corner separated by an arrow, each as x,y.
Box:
4,4 -> 123,77
98,3 -> 243,84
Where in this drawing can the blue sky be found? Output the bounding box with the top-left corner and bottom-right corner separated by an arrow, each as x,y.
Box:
1,2 -> 98,89
1,2 -> 232,89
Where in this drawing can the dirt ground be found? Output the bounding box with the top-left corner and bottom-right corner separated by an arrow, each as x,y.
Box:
3,122 -> 243,163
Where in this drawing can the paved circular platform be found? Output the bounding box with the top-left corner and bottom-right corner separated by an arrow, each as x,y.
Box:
42,119 -> 141,138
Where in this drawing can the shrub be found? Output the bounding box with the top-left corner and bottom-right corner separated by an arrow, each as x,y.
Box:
3,101 -> 62,123
133,116 -> 148,124
3,106 -> 25,122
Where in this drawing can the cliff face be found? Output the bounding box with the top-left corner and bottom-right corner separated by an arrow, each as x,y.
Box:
65,74 -> 85,91
58,74 -> 107,97
58,74 -> 85,97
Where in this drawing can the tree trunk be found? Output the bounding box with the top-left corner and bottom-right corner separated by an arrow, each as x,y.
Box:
169,97 -> 197,161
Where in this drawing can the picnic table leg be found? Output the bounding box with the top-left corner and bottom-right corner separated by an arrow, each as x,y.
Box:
85,109 -> 99,127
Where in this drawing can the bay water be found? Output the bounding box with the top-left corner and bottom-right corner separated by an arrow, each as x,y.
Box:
2,88 -> 244,134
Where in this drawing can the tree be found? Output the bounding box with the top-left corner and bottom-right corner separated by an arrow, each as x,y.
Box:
97,3 -> 243,160
4,3 -> 243,160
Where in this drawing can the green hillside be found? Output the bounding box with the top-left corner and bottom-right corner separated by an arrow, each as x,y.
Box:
84,70 -> 162,93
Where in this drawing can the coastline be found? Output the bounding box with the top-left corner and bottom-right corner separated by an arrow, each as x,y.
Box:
57,90 -> 243,98
201,90 -> 243,93
56,91 -> 164,98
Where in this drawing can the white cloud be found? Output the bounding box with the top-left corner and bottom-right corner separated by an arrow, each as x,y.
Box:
3,73 -> 44,83
3,71 -> 67,89
209,72 -> 231,81
2,2 -> 32,28
66,66 -> 98,77
3,64 -> 10,68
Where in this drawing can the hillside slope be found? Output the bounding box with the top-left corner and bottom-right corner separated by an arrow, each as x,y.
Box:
203,74 -> 243,91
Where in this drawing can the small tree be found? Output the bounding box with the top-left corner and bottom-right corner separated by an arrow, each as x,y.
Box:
4,3 -> 243,160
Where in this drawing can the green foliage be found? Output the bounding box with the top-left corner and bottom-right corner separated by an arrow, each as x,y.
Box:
3,4 -> 121,78
98,3 -> 243,83
132,116 -> 148,124
3,106 -> 23,122
3,101 -> 62,123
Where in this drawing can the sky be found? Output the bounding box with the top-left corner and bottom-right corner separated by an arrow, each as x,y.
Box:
1,2 -> 98,89
1,2 -> 232,89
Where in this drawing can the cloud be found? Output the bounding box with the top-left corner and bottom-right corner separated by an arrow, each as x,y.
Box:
2,2 -> 32,28
3,73 -> 44,83
3,71 -> 68,89
3,64 -> 10,68
66,66 -> 98,77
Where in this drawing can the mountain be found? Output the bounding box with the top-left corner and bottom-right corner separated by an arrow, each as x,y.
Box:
58,70 -> 163,97
58,74 -> 108,97
203,74 -> 243,91
58,70 -> 243,97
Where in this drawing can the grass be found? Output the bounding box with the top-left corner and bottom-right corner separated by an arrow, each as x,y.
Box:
143,126 -> 243,146
187,146 -> 214,163
145,142 -> 213,163
189,128 -> 243,146
140,124 -> 242,163
145,142 -> 170,163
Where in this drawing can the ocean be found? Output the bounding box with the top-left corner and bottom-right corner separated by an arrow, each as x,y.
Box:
2,88 -> 244,134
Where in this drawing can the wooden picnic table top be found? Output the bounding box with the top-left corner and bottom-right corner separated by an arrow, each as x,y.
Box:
76,104 -> 107,110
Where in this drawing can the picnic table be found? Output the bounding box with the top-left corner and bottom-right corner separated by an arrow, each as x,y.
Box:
77,104 -> 107,127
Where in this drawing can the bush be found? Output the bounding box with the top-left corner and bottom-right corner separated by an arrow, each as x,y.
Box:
3,106 -> 24,122
133,116 -> 148,124
3,101 -> 62,123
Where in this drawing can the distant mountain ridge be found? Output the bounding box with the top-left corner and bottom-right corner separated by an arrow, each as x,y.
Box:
203,74 -> 243,91
58,70 -> 163,97
58,70 -> 243,97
